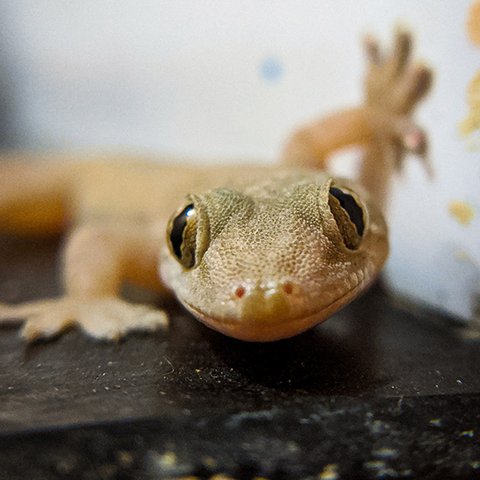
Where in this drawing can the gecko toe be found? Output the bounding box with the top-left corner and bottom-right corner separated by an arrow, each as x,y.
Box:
390,27 -> 412,76
364,33 -> 382,65
78,298 -> 169,340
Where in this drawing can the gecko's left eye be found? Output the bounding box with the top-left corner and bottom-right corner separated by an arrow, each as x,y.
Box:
328,186 -> 365,250
167,203 -> 197,269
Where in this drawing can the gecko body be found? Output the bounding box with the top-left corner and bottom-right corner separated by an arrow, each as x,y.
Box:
0,30 -> 432,342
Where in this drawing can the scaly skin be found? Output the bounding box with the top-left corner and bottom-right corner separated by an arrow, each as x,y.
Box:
0,29 -> 431,342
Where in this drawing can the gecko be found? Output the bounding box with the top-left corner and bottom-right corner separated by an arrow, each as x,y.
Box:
0,29 -> 432,342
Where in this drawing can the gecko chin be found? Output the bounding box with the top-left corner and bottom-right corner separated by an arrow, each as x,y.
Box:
180,276 -> 369,342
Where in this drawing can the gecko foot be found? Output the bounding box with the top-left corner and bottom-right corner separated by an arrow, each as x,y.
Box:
0,297 -> 168,342
363,27 -> 433,172
364,28 -> 432,114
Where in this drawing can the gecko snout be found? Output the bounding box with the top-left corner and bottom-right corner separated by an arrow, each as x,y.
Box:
233,282 -> 299,322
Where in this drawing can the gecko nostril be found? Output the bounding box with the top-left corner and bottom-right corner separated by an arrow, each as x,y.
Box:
234,286 -> 246,299
233,283 -> 296,300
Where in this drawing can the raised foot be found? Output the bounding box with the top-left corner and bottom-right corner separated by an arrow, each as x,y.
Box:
363,27 -> 433,171
0,297 -> 168,342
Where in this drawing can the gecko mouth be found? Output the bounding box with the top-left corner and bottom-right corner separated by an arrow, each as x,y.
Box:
181,274 -> 371,342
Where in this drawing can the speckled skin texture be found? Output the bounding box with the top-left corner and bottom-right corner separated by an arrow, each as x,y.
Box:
0,29 -> 431,342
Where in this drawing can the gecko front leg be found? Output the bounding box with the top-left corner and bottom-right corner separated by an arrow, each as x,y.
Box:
0,223 -> 168,341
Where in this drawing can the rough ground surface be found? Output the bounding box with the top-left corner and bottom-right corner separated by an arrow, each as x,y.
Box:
0,235 -> 479,479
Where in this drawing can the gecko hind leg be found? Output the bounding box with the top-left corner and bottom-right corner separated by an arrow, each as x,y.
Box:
363,27 -> 433,166
360,28 -> 434,207
0,298 -> 168,342
280,27 -> 432,181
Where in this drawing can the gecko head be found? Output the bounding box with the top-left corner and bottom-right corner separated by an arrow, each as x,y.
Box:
160,171 -> 388,342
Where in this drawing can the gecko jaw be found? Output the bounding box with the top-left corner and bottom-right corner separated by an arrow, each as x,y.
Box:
181,272 -> 372,342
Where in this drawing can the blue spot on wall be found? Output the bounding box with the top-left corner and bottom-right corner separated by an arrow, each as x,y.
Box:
260,56 -> 284,82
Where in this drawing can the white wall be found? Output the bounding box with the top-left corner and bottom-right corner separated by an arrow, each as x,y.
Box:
1,0 -> 478,320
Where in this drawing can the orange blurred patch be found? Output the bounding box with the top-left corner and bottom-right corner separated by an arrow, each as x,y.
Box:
468,0 -> 480,45
449,200 -> 476,226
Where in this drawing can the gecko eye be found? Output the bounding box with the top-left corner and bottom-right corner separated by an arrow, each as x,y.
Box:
328,186 -> 365,250
167,203 -> 197,268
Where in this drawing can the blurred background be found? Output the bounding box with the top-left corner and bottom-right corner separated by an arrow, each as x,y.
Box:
0,0 -> 478,322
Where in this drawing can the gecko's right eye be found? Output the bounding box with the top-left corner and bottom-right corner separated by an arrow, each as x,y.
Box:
167,203 -> 197,269
328,186 -> 365,250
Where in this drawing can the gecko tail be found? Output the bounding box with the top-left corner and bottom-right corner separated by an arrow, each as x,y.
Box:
0,152 -> 76,236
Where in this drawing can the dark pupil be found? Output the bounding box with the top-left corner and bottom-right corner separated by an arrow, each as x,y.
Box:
170,204 -> 194,260
329,187 -> 364,236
